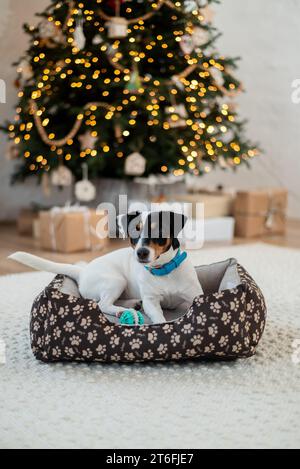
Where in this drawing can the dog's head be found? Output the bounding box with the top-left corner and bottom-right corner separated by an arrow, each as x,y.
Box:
117,211 -> 187,265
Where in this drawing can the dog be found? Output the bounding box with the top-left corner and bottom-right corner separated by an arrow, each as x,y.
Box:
9,211 -> 203,324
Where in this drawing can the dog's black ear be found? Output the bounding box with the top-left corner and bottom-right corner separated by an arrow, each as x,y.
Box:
169,212 -> 187,249
117,212 -> 141,238
166,211 -> 188,238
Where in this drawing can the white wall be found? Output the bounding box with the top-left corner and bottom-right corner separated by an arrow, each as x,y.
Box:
0,0 -> 299,219
206,0 -> 300,218
0,0 -> 71,220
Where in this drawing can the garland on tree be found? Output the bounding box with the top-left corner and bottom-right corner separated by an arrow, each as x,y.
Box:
1,0 -> 258,183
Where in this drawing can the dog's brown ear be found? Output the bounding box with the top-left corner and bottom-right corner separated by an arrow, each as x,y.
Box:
117,212 -> 141,238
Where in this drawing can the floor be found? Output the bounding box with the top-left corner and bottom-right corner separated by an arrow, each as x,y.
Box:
0,219 -> 300,275
1,242 -> 300,448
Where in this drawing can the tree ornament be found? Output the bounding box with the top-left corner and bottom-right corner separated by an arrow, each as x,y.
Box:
180,35 -> 194,55
42,172 -> 51,197
92,34 -> 103,45
166,104 -> 187,128
105,0 -> 128,38
184,0 -> 202,13
210,67 -> 225,86
39,18 -> 64,47
218,155 -> 228,169
73,10 -> 86,50
192,26 -> 209,47
171,75 -> 185,91
75,163 -> 96,203
18,59 -> 33,82
51,165 -> 73,188
78,131 -> 98,151
105,16 -> 128,38
125,152 -> 146,176
200,5 -> 215,23
114,122 -> 123,142
126,63 -> 142,93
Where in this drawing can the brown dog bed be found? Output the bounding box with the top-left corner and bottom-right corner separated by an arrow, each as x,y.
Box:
30,258 -> 266,363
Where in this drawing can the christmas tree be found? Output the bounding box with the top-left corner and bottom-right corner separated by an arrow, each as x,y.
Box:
2,0 -> 258,184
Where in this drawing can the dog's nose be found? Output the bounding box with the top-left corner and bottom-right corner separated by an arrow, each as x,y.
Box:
137,247 -> 149,261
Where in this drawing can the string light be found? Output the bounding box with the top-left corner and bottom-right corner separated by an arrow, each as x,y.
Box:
8,0 -> 255,180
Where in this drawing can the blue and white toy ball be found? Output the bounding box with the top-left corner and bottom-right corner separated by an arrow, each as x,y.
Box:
119,310 -> 145,326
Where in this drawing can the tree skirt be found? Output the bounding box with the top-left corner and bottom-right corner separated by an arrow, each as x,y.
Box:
0,243 -> 299,449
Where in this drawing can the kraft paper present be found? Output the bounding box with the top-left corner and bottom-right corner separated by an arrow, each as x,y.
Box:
234,188 -> 287,238
39,208 -> 108,253
172,192 -> 234,218
17,209 -> 39,236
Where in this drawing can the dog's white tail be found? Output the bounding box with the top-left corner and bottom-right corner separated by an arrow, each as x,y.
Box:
8,252 -> 82,282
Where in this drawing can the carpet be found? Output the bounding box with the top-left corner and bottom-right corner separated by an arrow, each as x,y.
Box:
0,243 -> 299,449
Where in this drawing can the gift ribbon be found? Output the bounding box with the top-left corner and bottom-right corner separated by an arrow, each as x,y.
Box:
235,192 -> 286,230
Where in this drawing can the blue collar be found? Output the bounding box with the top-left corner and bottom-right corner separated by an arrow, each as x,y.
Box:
145,249 -> 188,276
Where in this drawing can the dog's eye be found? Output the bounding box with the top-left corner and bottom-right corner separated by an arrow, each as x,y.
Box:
136,223 -> 142,232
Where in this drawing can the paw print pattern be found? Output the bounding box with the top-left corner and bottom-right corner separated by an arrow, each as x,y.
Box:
30,267 -> 266,363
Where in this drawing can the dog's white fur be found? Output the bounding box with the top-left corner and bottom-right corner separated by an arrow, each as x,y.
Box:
9,214 -> 203,324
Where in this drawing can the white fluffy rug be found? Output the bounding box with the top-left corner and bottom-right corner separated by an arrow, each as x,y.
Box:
0,243 -> 300,449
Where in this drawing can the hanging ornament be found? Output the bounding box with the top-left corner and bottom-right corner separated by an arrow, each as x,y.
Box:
218,155 -> 228,169
51,165 -> 73,188
75,163 -> 97,203
78,131 -> 98,151
5,141 -> 19,161
39,18 -> 64,48
192,27 -> 209,47
180,35 -> 194,55
221,129 -> 235,144
105,17 -> 128,38
42,172 -> 51,197
200,5 -> 215,23
171,75 -> 185,91
14,78 -> 21,89
166,104 -> 187,128
105,0 -> 128,38
114,122 -> 123,142
18,59 -> 33,82
184,1 -> 202,13
227,102 -> 238,113
125,152 -> 146,176
210,67 -> 225,86
126,63 -> 142,93
73,10 -> 86,50
92,34 -> 103,45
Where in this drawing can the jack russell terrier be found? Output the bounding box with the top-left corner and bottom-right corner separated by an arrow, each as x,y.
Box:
9,211 -> 204,324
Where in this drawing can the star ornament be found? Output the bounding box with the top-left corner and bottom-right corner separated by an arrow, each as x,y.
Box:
78,132 -> 98,150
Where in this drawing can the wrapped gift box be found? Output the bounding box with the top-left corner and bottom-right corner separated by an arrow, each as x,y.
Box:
234,188 -> 287,238
182,217 -> 235,250
17,208 -> 39,236
171,192 -> 234,218
39,208 -> 108,253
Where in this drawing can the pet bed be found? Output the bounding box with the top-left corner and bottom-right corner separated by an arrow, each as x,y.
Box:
30,258 -> 267,363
